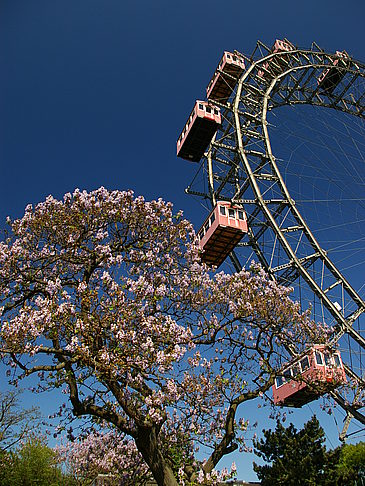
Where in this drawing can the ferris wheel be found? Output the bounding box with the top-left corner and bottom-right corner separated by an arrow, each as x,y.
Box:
177,39 -> 365,439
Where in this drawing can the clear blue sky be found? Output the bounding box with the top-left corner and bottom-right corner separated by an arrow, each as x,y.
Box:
1,0 -> 365,226
1,0 -> 364,480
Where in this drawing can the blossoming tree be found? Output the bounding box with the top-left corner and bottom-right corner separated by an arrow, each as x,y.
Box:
0,188 -> 326,485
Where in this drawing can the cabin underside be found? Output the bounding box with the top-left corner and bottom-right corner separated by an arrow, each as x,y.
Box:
208,75 -> 239,102
177,118 -> 220,162
277,380 -> 338,408
200,226 -> 244,267
319,68 -> 346,93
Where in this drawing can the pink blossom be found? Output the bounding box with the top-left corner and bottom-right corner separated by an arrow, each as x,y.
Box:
0,188 -> 329,484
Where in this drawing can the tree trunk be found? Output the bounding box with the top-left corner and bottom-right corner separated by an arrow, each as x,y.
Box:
135,426 -> 179,486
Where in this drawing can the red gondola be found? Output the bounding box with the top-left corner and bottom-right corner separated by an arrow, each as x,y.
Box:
206,51 -> 245,102
177,101 -> 221,162
318,51 -> 349,93
272,345 -> 347,408
258,39 -> 294,79
197,202 -> 248,267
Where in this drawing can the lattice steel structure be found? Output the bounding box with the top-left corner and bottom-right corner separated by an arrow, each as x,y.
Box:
185,40 -> 365,437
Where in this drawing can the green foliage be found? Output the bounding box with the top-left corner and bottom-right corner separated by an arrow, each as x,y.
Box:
253,417 -> 365,486
253,416 -> 328,485
323,441 -> 365,485
0,437 -> 75,486
335,442 -> 365,485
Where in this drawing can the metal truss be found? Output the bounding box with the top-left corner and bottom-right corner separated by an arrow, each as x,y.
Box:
185,41 -> 365,436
